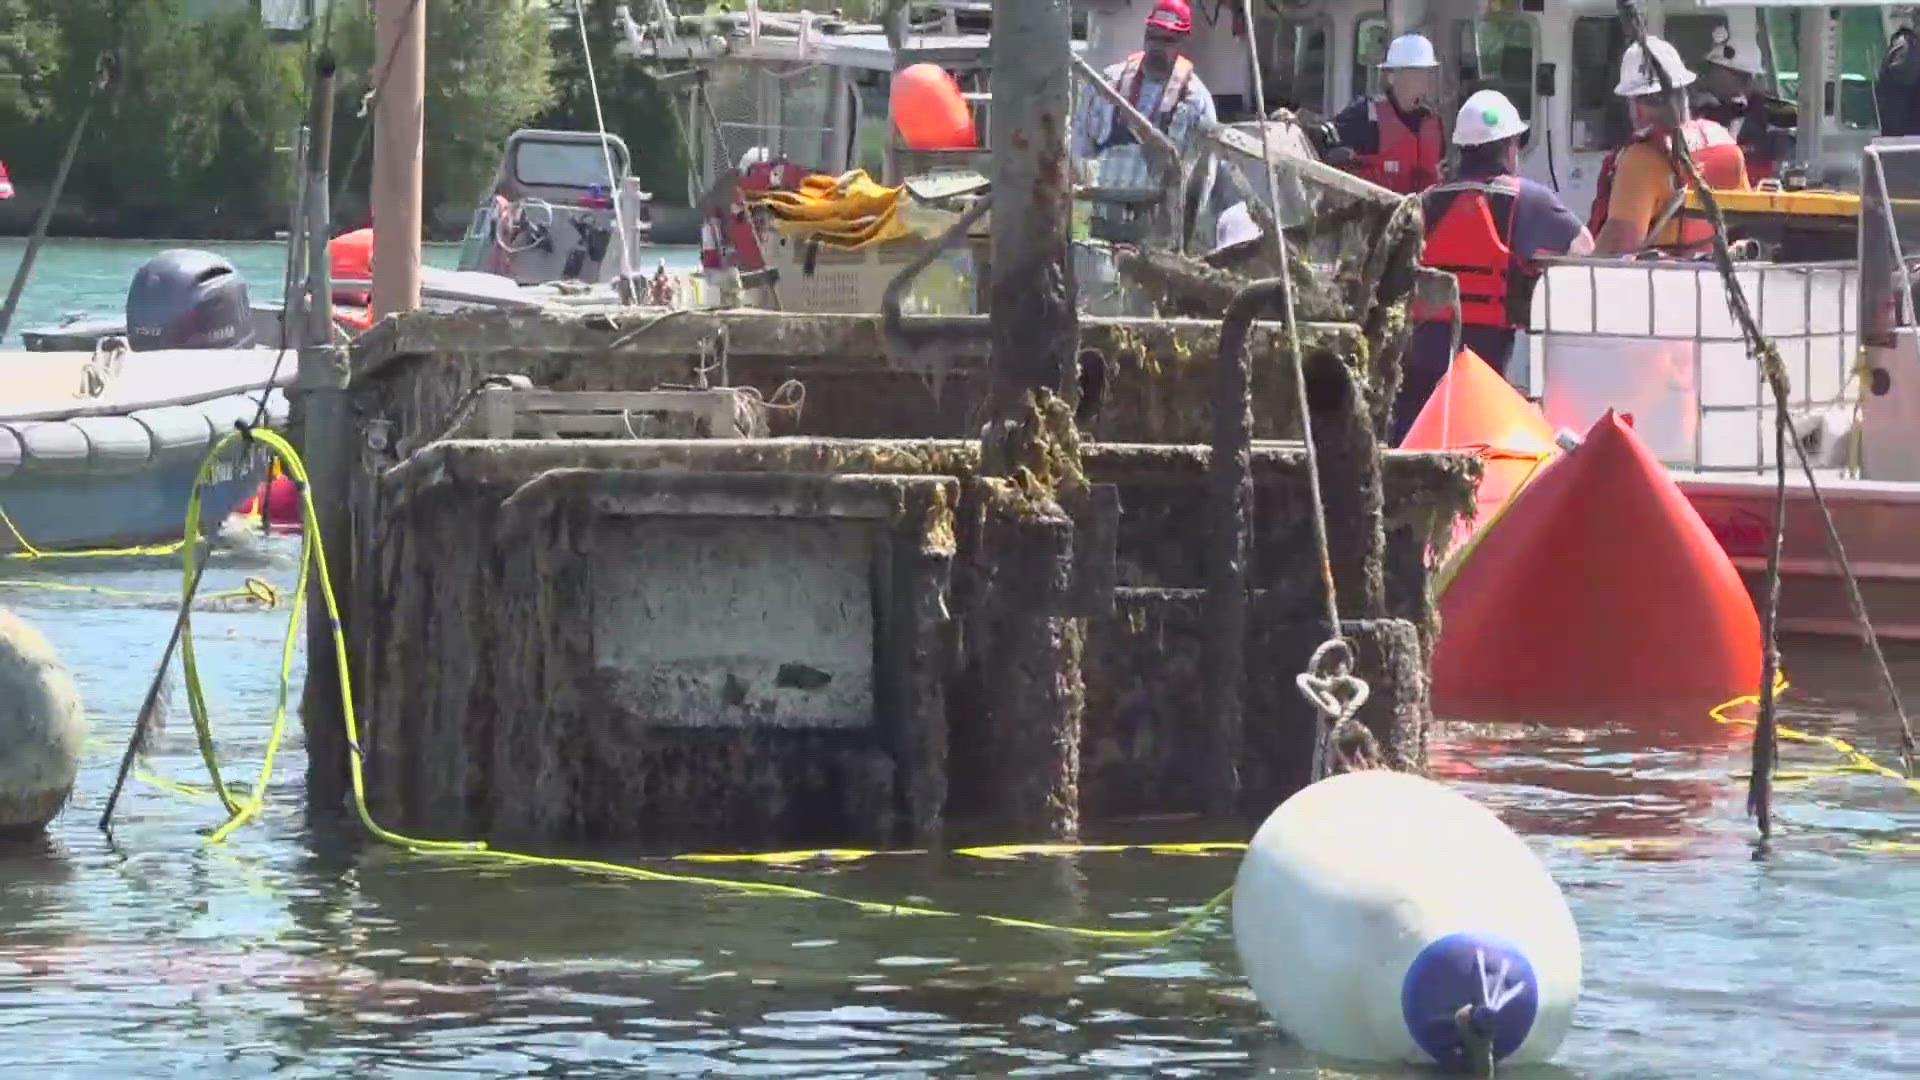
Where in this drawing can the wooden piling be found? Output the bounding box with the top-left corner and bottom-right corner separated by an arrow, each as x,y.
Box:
371,0 -> 425,318
973,0 -> 1085,839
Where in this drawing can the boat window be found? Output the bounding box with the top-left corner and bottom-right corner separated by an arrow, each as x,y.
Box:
1660,14 -> 1729,83
513,139 -> 626,190
1262,17 -> 1330,114
1763,8 -> 1885,133
1453,16 -> 1536,125
1569,16 -> 1627,152
1353,14 -> 1389,102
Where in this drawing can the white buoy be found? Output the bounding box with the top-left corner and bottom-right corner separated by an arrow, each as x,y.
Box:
1232,770 -> 1581,1071
0,605 -> 87,835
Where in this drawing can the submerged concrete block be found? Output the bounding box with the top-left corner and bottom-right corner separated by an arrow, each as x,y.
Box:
465,468 -> 959,845
590,517 -> 878,730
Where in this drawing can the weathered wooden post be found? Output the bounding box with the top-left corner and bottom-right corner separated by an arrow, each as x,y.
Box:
969,0 -> 1085,838
372,0 -> 425,317
298,53 -> 354,820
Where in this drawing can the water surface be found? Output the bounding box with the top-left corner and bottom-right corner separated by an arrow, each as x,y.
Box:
0,240 -> 1915,1078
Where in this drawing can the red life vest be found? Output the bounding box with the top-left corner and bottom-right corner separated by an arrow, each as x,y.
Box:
1090,52 -> 1196,153
699,159 -> 800,271
1353,97 -> 1443,194
1587,118 -> 1749,250
1410,178 -> 1525,330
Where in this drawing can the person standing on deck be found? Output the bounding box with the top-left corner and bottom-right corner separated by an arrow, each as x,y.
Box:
1589,37 -> 1750,257
1694,29 -> 1797,184
1393,90 -> 1592,444
1329,33 -> 1445,195
1069,0 -> 1218,243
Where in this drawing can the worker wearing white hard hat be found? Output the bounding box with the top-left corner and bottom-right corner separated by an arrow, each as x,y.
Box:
1591,35 -> 1750,257
1393,90 -> 1593,443
1328,32 -> 1444,195
1695,27 -> 1798,183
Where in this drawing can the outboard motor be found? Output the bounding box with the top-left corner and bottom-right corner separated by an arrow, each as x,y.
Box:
125,249 -> 255,351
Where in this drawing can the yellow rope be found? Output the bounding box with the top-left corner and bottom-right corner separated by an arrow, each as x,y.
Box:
1710,673 -> 1920,797
171,429 -> 1228,944
0,575 -> 278,610
143,432 -> 1918,951
0,497 -> 184,560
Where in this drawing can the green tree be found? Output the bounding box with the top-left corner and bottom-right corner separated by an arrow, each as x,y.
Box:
0,0 -> 305,235
327,0 -> 557,231
0,0 -> 61,120
536,0 -> 688,204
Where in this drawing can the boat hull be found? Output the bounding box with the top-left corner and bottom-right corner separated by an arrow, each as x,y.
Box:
1680,473 -> 1920,641
0,448 -> 266,555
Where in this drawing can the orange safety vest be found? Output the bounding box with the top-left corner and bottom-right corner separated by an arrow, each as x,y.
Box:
1587,118 -> 1748,250
1353,97 -> 1443,194
1410,178 -> 1525,330
1090,52 -> 1195,153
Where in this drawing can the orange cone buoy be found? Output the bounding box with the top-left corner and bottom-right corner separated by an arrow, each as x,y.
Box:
890,63 -> 977,150
1431,409 -> 1761,730
1399,349 -> 1558,571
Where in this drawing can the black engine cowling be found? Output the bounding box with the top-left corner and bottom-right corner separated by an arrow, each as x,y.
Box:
126,249 -> 255,352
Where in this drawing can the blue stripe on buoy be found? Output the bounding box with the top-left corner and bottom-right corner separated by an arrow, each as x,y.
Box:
1400,931 -> 1539,1068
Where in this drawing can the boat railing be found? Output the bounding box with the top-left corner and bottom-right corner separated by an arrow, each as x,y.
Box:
1528,256 -> 1859,475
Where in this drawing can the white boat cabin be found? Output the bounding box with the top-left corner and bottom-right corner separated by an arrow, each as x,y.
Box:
1078,0 -> 1902,223
616,1 -> 1901,221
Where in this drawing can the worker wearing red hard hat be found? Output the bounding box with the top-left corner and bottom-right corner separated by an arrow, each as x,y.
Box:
1069,0 -> 1218,243
1327,34 -> 1445,195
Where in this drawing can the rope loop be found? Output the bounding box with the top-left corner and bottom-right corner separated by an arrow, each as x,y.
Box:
1296,669 -> 1370,724
1306,636 -> 1354,680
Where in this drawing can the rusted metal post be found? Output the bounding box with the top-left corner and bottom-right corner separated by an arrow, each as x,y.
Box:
1308,351 -> 1388,619
1205,279 -> 1286,818
371,0 -> 424,317
972,0 -> 1084,838
297,53 -> 355,821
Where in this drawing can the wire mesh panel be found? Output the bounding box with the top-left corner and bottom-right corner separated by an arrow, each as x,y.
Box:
1530,259 -> 1859,471
699,62 -> 840,184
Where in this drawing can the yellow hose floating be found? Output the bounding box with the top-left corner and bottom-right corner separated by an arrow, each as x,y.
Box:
173,428 -> 1229,942
151,432 -> 1918,947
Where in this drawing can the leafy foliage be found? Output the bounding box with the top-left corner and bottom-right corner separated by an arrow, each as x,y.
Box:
326,0 -> 558,229
0,0 -> 61,120
534,0 -> 687,203
0,0 -> 303,234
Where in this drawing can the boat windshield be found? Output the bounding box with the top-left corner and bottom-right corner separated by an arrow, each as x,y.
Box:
513,139 -> 627,190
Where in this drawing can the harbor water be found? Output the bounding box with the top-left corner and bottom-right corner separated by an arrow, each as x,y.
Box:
1,240 -> 1916,1078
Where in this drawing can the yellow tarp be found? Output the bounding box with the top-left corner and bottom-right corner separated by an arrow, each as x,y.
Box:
1684,187 -> 1859,218
752,169 -> 913,250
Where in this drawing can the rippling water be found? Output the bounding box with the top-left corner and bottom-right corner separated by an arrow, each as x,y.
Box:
1,241 -> 1917,1078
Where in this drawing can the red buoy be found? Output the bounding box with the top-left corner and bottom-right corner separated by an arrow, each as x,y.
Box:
890,63 -> 977,151
263,475 -> 300,531
1431,409 -> 1761,730
1399,348 -> 1558,570
330,228 -> 374,307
